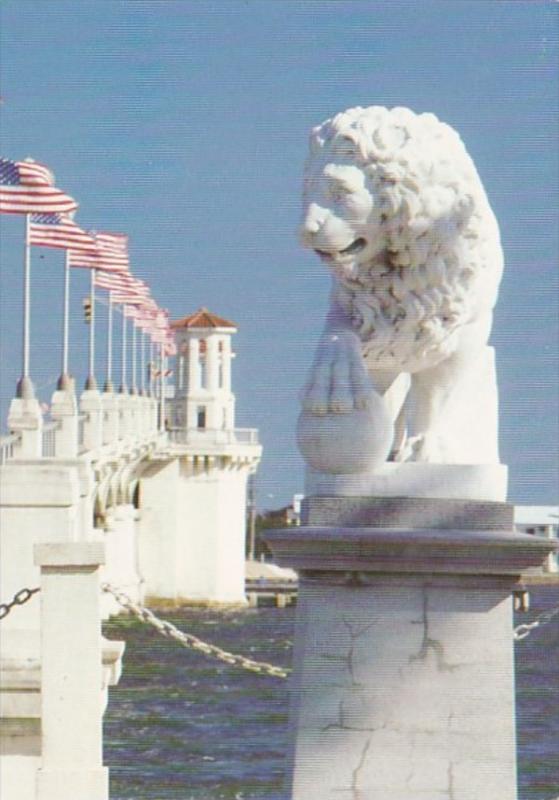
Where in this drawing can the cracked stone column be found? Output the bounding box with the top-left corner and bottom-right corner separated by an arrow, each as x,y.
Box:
265,497 -> 556,800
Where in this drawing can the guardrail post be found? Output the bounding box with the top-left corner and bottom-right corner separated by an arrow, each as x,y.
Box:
34,542 -> 108,800
101,391 -> 120,445
50,389 -> 78,458
7,397 -> 43,459
80,390 -> 104,451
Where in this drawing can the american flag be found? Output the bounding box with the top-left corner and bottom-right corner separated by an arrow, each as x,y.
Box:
29,213 -> 96,252
69,230 -> 129,271
0,158 -> 78,214
94,270 -> 132,292
123,304 -> 140,319
96,232 -> 129,270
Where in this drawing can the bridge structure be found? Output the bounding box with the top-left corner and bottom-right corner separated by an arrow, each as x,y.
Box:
0,309 -> 262,800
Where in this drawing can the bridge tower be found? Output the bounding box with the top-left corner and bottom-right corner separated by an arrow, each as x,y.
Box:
170,307 -> 236,432
137,308 -> 262,605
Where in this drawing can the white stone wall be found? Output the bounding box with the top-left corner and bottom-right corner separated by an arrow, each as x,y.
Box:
137,457 -> 249,604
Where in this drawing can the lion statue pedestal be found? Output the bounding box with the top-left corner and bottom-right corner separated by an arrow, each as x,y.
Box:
264,107 -> 554,800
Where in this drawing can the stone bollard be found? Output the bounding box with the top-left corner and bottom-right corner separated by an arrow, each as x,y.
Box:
101,390 -> 120,445
7,396 -> 43,459
118,392 -> 132,439
50,388 -> 78,458
266,497 -> 556,800
34,542 -> 108,800
80,389 -> 104,452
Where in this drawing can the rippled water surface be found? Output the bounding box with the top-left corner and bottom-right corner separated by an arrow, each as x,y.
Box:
104,586 -> 558,799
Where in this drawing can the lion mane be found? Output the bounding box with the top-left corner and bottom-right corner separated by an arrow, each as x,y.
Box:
306,106 -> 503,372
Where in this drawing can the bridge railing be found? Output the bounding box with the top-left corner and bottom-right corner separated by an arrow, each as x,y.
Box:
0,432 -> 22,464
41,420 -> 61,458
167,427 -> 259,447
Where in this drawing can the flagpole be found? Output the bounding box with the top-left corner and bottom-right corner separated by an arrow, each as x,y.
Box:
131,319 -> 137,394
58,249 -> 71,390
17,214 -> 34,399
85,269 -> 97,390
105,296 -> 113,392
149,339 -> 154,397
159,344 -> 166,431
140,330 -> 146,394
120,307 -> 127,393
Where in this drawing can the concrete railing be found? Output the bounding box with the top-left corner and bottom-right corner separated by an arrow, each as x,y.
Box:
0,432 -> 22,464
41,421 -> 61,458
168,427 -> 259,446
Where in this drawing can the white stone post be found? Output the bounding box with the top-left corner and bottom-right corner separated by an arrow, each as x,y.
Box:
266,498 -> 557,800
80,390 -> 103,452
120,393 -> 136,440
7,396 -> 43,459
50,388 -> 78,458
101,391 -> 120,445
34,542 -> 108,800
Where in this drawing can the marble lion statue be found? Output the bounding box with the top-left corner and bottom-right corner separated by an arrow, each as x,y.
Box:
298,106 -> 504,471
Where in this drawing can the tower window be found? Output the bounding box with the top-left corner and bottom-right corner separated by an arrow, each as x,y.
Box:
197,406 -> 207,429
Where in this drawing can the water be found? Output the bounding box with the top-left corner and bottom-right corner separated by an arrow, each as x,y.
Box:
104,586 -> 559,800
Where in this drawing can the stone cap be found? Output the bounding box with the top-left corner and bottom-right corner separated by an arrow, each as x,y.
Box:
264,526 -> 557,577
34,542 -> 106,567
302,496 -> 514,530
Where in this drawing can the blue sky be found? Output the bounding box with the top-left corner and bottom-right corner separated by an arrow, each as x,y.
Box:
0,0 -> 557,507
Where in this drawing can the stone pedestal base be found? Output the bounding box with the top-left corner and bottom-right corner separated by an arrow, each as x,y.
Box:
265,499 -> 555,800
306,463 -> 508,502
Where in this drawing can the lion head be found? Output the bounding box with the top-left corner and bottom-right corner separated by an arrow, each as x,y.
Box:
300,106 -> 503,371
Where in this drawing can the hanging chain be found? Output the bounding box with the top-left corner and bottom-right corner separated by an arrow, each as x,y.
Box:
514,603 -> 559,641
102,583 -> 290,680
0,587 -> 40,620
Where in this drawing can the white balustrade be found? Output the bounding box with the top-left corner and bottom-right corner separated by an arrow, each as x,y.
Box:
168,427 -> 259,446
0,432 -> 21,464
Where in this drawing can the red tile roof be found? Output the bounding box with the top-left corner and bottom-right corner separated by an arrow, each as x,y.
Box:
170,307 -> 237,331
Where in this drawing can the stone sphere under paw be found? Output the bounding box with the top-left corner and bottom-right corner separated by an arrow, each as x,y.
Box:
297,395 -> 394,474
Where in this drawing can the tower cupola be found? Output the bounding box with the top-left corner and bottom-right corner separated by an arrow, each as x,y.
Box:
170,308 -> 237,431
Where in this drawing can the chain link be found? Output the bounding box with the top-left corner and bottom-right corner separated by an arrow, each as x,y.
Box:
0,587 -> 40,620
514,603 -> 559,641
102,583 -> 291,679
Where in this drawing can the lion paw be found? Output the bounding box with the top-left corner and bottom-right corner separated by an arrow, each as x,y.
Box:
301,330 -> 374,415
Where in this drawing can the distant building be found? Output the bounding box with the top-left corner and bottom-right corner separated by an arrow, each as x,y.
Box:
514,506 -> 558,573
